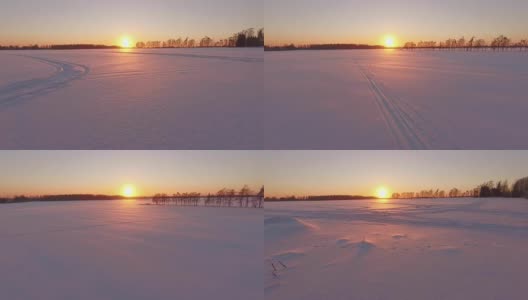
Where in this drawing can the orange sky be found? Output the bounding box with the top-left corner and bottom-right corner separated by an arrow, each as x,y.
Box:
265,0 -> 528,46
0,0 -> 261,45
0,151 -> 262,197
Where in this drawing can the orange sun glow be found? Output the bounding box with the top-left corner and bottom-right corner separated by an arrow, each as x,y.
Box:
120,37 -> 133,48
384,36 -> 396,48
376,186 -> 390,199
121,184 -> 136,198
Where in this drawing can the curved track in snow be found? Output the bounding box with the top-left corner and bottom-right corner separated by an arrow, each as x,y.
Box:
358,64 -> 431,149
0,55 -> 89,106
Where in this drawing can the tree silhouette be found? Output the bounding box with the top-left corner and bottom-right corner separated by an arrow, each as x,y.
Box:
512,177 -> 528,198
146,186 -> 263,209
131,28 -> 264,49
399,34 -> 526,52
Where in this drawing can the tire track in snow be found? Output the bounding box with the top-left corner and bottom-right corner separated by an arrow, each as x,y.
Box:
358,64 -> 430,149
0,55 -> 89,106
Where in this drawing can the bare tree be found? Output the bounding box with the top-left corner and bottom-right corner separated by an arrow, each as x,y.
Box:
518,39 -> 528,51
200,36 -> 213,47
457,37 -> 466,48
474,39 -> 487,50
466,36 -> 475,51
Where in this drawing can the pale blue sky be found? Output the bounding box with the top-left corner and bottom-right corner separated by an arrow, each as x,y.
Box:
0,0 -> 261,45
265,0 -> 528,45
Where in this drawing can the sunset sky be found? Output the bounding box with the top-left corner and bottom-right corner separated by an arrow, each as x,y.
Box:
265,0 -> 528,46
0,0 -> 261,45
2,151 -> 527,198
260,151 -> 528,197
0,151 -> 262,197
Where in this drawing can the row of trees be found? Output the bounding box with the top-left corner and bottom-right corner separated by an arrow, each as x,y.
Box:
151,186 -> 264,208
403,35 -> 528,51
393,188 -> 478,199
267,176 -> 528,202
478,177 -> 528,198
0,28 -> 264,50
136,28 -> 264,49
393,176 -> 528,199
152,192 -> 202,206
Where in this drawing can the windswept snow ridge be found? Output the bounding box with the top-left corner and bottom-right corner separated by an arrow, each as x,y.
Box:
266,198 -> 528,300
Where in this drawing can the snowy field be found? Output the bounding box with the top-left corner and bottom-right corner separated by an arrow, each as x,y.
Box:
265,198 -> 528,300
264,50 -> 528,149
0,48 -> 262,149
0,200 -> 262,300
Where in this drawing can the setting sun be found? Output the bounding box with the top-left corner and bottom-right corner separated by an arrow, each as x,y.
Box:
375,186 -> 390,199
120,37 -> 133,48
384,36 -> 396,48
121,184 -> 136,198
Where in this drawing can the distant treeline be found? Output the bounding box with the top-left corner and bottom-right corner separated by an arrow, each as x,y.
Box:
265,195 -> 374,202
265,43 -> 384,51
403,35 -> 528,51
0,28 -> 264,50
265,35 -> 528,52
393,176 -> 528,199
136,28 -> 264,49
266,176 -> 528,202
152,185 -> 264,208
0,44 -> 120,50
0,194 -> 135,204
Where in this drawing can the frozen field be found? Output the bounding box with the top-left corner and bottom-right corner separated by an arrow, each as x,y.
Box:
265,198 -> 528,300
265,50 -> 528,149
0,48 -> 262,149
0,200 -> 262,300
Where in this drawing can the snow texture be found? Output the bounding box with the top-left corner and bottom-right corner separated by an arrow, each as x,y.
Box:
265,198 -> 528,300
0,48 -> 263,149
264,50 -> 528,149
2,49 -> 527,149
0,200 -> 262,300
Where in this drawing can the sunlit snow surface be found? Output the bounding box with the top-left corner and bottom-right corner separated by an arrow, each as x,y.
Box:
0,201 -> 262,300
265,50 -> 528,149
265,198 -> 528,300
0,49 -> 262,149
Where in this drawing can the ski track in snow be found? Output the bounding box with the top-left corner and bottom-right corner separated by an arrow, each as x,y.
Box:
0,55 -> 89,106
358,63 -> 431,149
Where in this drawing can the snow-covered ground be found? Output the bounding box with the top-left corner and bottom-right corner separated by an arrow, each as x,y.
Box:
0,200 -> 262,300
4,49 -> 525,149
0,48 -> 262,149
265,198 -> 528,300
264,50 -> 528,149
